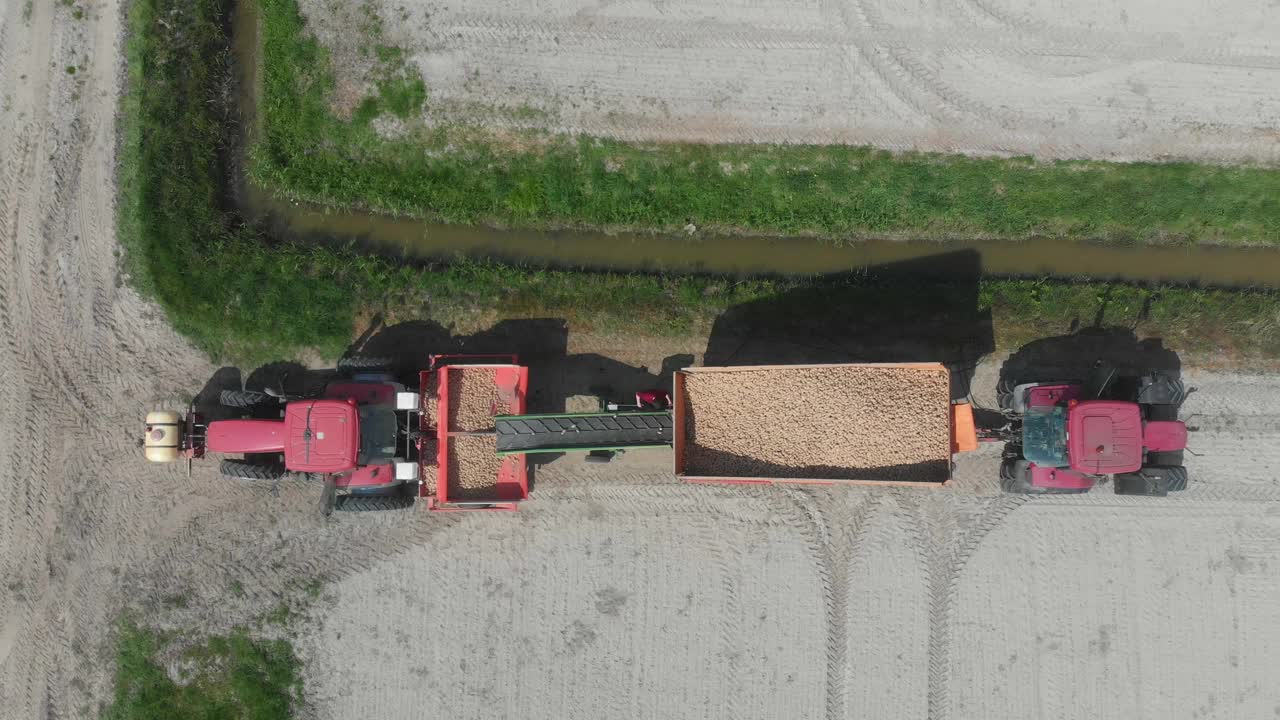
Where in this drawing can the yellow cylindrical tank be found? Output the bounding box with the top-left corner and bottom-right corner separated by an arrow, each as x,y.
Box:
144,410 -> 183,463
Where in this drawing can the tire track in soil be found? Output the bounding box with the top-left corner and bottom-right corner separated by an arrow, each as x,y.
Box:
780,487 -> 882,720
898,492 -> 1032,720
689,514 -> 746,720
360,0 -> 1280,160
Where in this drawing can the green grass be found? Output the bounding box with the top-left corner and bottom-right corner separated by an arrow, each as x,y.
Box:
252,0 -> 1280,246
107,623 -> 301,720
120,0 -> 360,361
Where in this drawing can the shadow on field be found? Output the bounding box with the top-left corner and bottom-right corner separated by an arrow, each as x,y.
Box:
683,445 -> 950,484
998,327 -> 1183,390
703,250 -> 995,400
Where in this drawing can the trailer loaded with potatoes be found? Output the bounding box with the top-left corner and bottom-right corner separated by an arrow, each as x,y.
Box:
145,354 -> 1191,510
674,363 -> 970,485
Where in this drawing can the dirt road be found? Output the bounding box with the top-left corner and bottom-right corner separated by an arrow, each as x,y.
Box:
309,0 -> 1280,162
3,3 -> 1280,720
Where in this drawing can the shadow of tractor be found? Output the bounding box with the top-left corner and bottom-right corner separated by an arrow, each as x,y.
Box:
703,250 -> 995,400
998,326 -> 1182,391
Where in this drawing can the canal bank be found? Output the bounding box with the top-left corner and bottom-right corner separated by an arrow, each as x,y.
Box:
118,0 -> 1280,369
234,0 -> 1280,288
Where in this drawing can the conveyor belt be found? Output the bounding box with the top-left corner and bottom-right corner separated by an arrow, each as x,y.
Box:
494,412 -> 673,454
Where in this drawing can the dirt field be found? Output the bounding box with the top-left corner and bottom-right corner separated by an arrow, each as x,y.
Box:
6,3 -> 1280,720
302,0 -> 1280,163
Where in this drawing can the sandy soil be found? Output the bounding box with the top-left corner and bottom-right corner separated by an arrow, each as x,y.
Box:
299,0 -> 1280,163
5,4 -> 1280,720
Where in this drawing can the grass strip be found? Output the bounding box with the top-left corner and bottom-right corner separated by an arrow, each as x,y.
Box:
106,622 -> 301,720
252,0 -> 1280,246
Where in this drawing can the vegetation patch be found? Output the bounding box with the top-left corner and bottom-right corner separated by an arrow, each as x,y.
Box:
107,622 -> 302,720
118,0 -> 1280,368
252,0 -> 1280,246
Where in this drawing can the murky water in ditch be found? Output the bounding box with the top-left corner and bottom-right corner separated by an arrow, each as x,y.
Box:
232,0 -> 1280,288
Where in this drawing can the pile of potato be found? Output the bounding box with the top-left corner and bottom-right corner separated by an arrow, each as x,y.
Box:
682,366 -> 951,482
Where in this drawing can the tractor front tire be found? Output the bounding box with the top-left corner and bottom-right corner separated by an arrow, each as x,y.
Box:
333,494 -> 415,512
220,389 -> 273,409
996,378 -> 1016,413
219,459 -> 285,481
999,458 -> 1033,494
1000,458 -> 1091,495
1114,466 -> 1186,496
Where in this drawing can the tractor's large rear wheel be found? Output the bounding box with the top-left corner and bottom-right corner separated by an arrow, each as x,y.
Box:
1145,404 -> 1180,422
219,459 -> 286,481
333,494 -> 415,512
220,389 -> 275,409
1138,373 -> 1187,407
1114,466 -> 1187,496
1145,450 -> 1185,467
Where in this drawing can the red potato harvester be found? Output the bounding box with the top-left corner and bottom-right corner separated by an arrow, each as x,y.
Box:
144,355 -> 530,511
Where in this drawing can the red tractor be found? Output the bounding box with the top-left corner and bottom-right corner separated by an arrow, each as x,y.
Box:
995,365 -> 1190,496
144,358 -> 426,511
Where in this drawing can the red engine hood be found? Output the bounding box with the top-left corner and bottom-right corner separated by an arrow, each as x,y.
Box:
206,419 -> 287,454
283,400 -> 359,473
1068,401 -> 1142,474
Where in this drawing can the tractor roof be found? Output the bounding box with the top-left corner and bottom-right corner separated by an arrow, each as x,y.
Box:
283,399 -> 359,473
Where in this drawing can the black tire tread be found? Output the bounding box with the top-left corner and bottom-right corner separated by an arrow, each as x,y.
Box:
220,389 -> 271,409
1114,467 -> 1177,497
219,459 -> 285,481
1150,465 -> 1188,492
337,356 -> 393,373
334,494 -> 415,512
